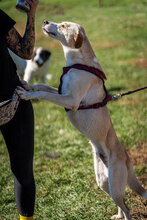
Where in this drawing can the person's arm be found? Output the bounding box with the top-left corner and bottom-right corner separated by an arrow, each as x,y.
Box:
6,0 -> 38,60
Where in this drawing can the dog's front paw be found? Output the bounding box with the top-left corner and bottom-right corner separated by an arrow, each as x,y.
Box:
20,80 -> 33,91
16,86 -> 32,100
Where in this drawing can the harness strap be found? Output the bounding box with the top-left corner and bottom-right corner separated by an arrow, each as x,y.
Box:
58,64 -> 106,95
63,64 -> 106,80
58,64 -> 109,111
65,95 -> 112,112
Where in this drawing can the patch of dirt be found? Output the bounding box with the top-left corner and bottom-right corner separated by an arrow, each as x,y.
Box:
127,144 -> 147,170
127,144 -> 147,166
129,190 -> 147,219
94,41 -> 124,49
131,207 -> 147,219
127,144 -> 147,218
127,144 -> 147,184
129,58 -> 147,69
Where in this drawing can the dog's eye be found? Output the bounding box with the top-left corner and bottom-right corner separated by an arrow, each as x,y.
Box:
62,24 -> 65,28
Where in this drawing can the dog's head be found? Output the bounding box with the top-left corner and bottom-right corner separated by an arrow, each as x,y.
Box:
42,21 -> 85,49
32,47 -> 51,67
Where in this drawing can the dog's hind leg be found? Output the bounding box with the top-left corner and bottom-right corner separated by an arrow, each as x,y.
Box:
92,142 -> 125,219
92,142 -> 109,194
108,159 -> 130,220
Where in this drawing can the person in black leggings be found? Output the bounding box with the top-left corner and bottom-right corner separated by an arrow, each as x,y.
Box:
0,1 -> 38,219
1,100 -> 35,218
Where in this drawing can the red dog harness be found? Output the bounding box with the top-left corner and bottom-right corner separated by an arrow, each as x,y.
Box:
58,64 -> 112,111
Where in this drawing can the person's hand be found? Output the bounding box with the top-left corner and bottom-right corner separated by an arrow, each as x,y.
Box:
16,86 -> 32,100
20,80 -> 34,91
26,0 -> 38,17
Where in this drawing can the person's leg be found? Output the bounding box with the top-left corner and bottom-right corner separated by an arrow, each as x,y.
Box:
1,100 -> 35,219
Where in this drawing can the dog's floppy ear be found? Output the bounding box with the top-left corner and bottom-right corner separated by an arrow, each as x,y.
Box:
73,26 -> 85,49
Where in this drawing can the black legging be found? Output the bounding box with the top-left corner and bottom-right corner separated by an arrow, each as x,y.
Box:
0,100 -> 35,217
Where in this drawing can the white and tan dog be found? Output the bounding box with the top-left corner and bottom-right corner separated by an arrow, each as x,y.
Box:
17,21 -> 147,220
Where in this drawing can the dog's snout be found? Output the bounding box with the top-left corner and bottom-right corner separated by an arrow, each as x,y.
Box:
44,20 -> 49,25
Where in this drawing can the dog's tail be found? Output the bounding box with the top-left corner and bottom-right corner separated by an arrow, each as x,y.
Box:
127,162 -> 147,199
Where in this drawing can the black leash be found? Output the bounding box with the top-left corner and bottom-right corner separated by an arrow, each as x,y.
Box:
112,86 -> 147,100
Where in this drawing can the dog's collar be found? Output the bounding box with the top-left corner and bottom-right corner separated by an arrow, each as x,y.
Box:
62,64 -> 106,81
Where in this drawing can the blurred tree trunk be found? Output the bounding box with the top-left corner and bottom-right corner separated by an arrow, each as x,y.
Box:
98,0 -> 102,7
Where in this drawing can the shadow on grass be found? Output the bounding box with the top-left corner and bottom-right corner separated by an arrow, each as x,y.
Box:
107,86 -> 125,93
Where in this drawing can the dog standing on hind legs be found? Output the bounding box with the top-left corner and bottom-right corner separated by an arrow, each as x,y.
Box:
16,21 -> 147,220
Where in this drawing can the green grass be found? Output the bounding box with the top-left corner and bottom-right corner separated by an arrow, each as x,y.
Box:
0,0 -> 147,219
